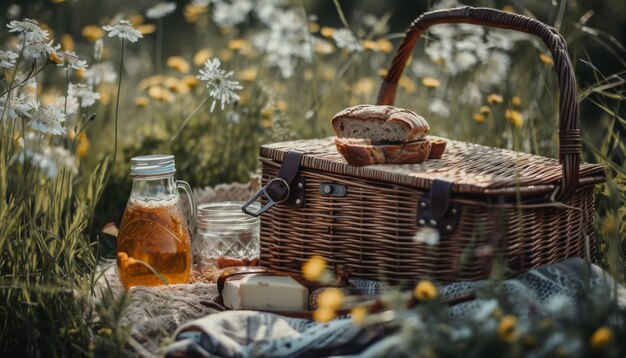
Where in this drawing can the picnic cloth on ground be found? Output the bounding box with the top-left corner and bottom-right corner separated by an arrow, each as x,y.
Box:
164,258 -> 626,357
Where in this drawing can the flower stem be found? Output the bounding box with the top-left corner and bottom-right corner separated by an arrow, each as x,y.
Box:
168,95 -> 210,144
103,39 -> 125,187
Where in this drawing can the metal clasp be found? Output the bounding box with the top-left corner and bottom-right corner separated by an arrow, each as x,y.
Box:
241,178 -> 290,217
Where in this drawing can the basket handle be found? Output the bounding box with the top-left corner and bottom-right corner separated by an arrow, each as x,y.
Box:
376,6 -> 580,202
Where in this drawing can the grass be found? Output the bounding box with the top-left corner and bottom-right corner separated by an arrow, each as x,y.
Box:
0,0 -> 624,355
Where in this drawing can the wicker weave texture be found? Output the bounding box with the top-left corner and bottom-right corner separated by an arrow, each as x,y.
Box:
260,160 -> 596,282
261,137 -> 604,197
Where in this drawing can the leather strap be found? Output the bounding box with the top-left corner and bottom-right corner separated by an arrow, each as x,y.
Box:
265,151 -> 304,204
430,179 -> 453,220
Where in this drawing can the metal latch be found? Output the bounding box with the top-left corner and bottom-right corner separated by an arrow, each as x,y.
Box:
417,179 -> 460,234
242,151 -> 306,217
319,183 -> 347,197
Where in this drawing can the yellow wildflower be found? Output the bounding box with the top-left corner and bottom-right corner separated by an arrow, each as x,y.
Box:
61,34 -> 74,51
184,3 -> 208,23
136,24 -> 156,36
399,76 -> 417,93
350,306 -> 368,325
81,25 -> 105,41
77,133 -> 90,159
320,66 -> 336,81
361,40 -> 379,51
505,109 -> 524,128
502,5 -> 516,13
472,113 -> 486,123
590,326 -> 614,349
302,255 -> 327,282
148,86 -> 174,102
414,280 -> 438,301
320,27 -> 336,38
317,288 -> 345,310
193,48 -> 213,66
432,56 -> 445,65
219,49 -> 233,61
376,39 -> 393,53
377,68 -> 388,78
352,77 -> 375,96
511,96 -> 522,106
163,76 -> 180,90
497,315 -> 518,343
261,117 -> 273,128
228,39 -> 249,51
539,53 -> 554,65
487,94 -> 503,104
313,308 -> 336,323
277,100 -> 288,113
421,77 -> 441,88
76,68 -> 86,80
602,215 -> 619,236
135,96 -> 149,107
308,22 -> 320,33
182,75 -> 199,89
49,52 -> 63,65
99,88 -> 111,105
52,0 -> 66,3
98,328 -> 112,336
138,75 -> 165,91
314,41 -> 334,55
167,56 -> 190,73
479,106 -> 491,115
129,15 -> 145,26
240,67 -> 258,82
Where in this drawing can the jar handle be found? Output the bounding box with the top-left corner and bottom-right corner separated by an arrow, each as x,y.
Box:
177,180 -> 196,232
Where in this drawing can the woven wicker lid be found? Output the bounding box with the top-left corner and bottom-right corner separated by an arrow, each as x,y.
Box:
260,136 -> 605,197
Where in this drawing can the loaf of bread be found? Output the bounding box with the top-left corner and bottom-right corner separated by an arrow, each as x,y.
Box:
331,105 -> 430,142
335,138 -> 431,166
332,105 -> 439,166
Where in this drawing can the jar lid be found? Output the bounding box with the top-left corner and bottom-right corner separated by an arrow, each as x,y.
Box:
196,202 -> 259,228
130,154 -> 176,176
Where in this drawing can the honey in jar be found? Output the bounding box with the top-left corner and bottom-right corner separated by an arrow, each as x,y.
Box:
116,155 -> 195,288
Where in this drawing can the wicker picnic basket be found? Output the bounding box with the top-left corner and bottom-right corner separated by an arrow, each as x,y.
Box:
243,7 -> 606,282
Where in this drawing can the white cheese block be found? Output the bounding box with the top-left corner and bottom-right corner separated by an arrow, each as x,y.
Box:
222,275 -> 309,311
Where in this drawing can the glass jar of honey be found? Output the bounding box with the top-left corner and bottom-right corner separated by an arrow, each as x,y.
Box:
116,155 -> 195,288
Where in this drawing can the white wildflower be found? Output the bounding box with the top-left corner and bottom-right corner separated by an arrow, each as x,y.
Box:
197,58 -> 242,112
412,227 -> 440,246
332,28 -> 363,52
23,146 -> 78,177
29,105 -> 66,135
480,51 -> 510,87
17,40 -> 60,59
56,50 -> 88,70
146,2 -> 177,20
212,0 -> 254,28
254,0 -> 287,24
7,4 -> 21,20
225,111 -> 240,124
7,18 -> 49,42
0,92 -> 36,119
429,98 -> 450,117
56,95 -> 80,117
94,39 -> 104,61
486,30 -> 529,51
0,50 -> 19,69
453,51 -> 478,73
103,19 -> 143,42
68,83 -> 100,107
84,62 -> 117,86
253,8 -> 312,78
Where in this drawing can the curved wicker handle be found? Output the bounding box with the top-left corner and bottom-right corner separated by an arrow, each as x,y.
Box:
377,6 -> 580,202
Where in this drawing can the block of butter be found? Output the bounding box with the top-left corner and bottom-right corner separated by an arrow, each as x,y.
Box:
222,274 -> 309,311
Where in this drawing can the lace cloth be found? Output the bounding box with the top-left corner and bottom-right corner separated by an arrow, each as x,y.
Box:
93,258 -> 625,357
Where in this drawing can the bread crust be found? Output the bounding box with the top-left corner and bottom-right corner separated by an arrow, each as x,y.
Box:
335,138 -> 431,166
428,138 -> 447,159
331,105 -> 430,141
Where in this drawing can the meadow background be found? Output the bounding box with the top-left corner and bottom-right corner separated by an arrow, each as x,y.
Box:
0,0 -> 624,356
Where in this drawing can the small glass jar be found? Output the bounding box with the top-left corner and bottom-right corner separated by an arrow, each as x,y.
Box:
193,202 -> 260,269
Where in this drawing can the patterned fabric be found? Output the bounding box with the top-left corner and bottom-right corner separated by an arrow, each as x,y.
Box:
165,258 -> 626,357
